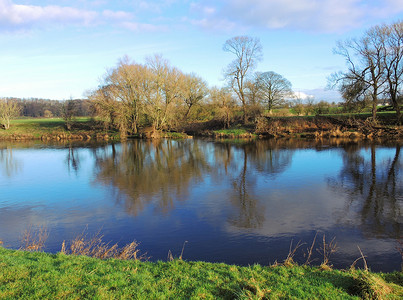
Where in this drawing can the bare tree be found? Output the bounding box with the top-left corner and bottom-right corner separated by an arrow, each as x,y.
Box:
223,36 -> 263,124
380,21 -> 403,124
106,56 -> 148,134
179,73 -> 208,121
0,99 -> 21,130
331,26 -> 387,121
255,71 -> 293,113
61,99 -> 77,131
90,55 -> 211,134
210,87 -> 236,129
146,54 -> 182,130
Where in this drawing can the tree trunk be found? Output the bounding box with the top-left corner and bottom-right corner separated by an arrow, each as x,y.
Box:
371,94 -> 377,121
390,94 -> 402,125
242,106 -> 247,124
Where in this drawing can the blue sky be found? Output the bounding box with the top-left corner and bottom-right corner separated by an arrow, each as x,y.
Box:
0,0 -> 402,101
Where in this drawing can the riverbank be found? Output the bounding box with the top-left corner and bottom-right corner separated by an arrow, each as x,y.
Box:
0,248 -> 401,299
1,115 -> 403,142
185,114 -> 403,140
0,118 -> 117,141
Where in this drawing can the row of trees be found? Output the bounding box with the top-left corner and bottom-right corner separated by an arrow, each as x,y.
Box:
89,38 -> 297,135
89,55 -> 209,134
0,98 -> 92,130
223,36 -> 294,123
0,98 -> 92,119
331,20 -> 403,124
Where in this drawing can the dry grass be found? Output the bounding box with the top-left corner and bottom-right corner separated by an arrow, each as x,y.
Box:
20,226 -> 48,252
354,272 -> 394,299
60,229 -> 146,261
303,232 -> 318,266
283,239 -> 304,267
317,235 -> 338,270
167,241 -> 188,262
350,246 -> 369,272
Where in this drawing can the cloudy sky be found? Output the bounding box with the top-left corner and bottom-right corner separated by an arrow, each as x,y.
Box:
0,0 -> 402,101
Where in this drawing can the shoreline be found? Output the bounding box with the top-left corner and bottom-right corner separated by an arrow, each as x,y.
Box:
1,116 -> 402,142
0,247 -> 401,299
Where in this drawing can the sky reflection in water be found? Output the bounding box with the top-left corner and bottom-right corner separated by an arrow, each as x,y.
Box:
0,139 -> 401,271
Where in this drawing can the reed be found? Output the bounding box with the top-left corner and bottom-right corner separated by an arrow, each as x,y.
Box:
20,225 -> 48,252
60,229 -> 146,261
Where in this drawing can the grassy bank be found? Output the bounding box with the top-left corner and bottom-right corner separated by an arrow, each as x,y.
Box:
0,117 -> 120,141
2,114 -> 403,141
0,118 -> 193,141
0,248 -> 402,299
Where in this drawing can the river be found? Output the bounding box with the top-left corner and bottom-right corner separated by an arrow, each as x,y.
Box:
0,138 -> 401,271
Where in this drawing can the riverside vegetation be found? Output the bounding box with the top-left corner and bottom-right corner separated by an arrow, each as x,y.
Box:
0,229 -> 402,299
0,112 -> 402,142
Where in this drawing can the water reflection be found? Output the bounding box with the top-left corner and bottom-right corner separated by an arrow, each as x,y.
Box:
66,145 -> 81,175
0,146 -> 21,177
93,140 -> 210,215
328,144 -> 402,238
212,141 -> 295,229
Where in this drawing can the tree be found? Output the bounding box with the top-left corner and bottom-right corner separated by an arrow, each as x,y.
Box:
179,73 -> 208,121
61,99 -> 77,131
146,55 -> 182,130
223,36 -> 263,124
380,21 -> 403,124
105,57 -> 148,134
210,87 -> 236,129
332,27 -> 386,121
255,71 -> 293,113
90,85 -> 120,130
0,99 -> 21,130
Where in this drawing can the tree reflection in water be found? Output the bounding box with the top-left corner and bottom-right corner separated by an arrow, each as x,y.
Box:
213,140 -> 294,229
93,139 -> 296,226
0,145 -> 21,177
94,139 -> 210,215
328,144 -> 402,239
66,144 -> 80,175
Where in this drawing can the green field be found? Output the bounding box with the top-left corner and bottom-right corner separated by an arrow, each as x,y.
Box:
0,117 -> 117,140
0,248 -> 401,299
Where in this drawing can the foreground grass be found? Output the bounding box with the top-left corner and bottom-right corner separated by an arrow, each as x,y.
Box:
0,248 -> 402,299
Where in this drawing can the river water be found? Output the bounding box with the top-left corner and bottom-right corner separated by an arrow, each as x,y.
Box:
0,139 -> 401,271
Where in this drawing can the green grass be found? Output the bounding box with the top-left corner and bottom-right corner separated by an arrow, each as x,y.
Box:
0,117 -> 117,140
214,128 -> 250,136
0,248 -> 401,299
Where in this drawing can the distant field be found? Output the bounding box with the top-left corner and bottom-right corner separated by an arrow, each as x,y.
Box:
0,117 -> 104,139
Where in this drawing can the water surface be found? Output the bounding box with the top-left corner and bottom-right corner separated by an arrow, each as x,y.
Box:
0,139 -> 401,271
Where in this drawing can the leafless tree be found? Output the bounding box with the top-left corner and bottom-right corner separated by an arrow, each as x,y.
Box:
223,36 -> 263,124
380,21 -> 403,124
255,71 -> 293,113
332,28 -> 386,121
210,87 -> 236,129
61,99 -> 77,131
0,98 -> 21,130
179,73 -> 208,121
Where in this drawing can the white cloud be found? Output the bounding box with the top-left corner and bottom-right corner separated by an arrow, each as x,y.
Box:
102,10 -> 133,21
0,0 -> 97,29
298,88 -> 342,102
0,0 -> 163,32
120,21 -> 168,33
293,91 -> 313,100
190,0 -> 403,33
